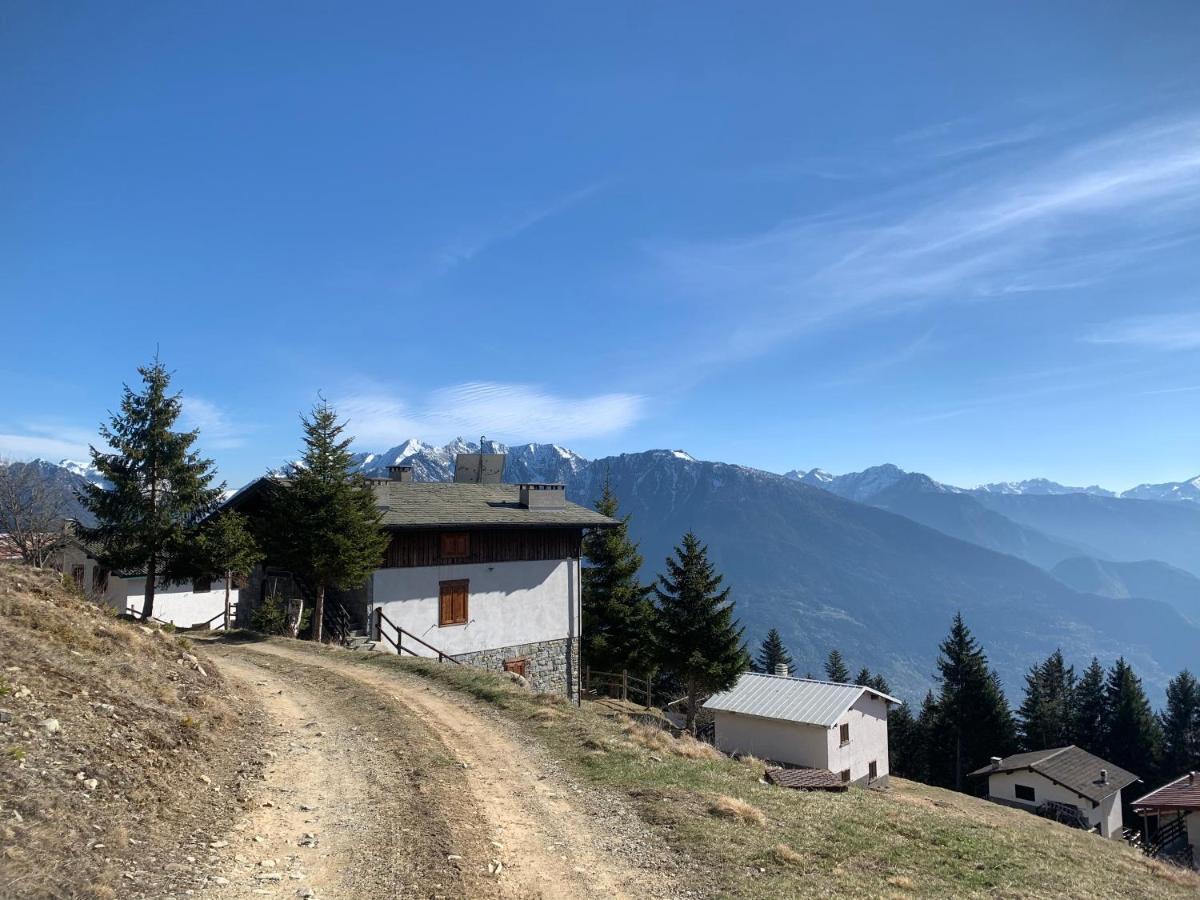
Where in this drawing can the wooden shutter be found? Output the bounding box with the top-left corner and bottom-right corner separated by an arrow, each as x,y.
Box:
439,579 -> 469,626
440,532 -> 470,559
503,657 -> 528,677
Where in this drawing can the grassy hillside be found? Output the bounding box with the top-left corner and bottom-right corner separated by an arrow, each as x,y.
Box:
0,565 -> 260,899
317,648 -> 1200,899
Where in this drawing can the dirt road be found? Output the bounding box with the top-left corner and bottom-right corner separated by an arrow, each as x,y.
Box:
201,640 -> 675,900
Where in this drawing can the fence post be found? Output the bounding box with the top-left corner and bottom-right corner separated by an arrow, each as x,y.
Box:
584,665 -> 589,695
622,670 -> 629,702
646,673 -> 653,710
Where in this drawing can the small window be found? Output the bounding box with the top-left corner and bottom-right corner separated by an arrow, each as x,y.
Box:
440,532 -> 470,558
840,769 -> 851,783
1015,783 -> 1036,802
193,576 -> 212,593
439,579 -> 469,626
839,722 -> 850,746
869,760 -> 878,781
503,657 -> 528,677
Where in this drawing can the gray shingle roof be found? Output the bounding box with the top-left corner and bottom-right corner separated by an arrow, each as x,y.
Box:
766,767 -> 847,791
702,673 -> 900,728
969,745 -> 1139,803
1133,772 -> 1200,811
371,482 -> 617,529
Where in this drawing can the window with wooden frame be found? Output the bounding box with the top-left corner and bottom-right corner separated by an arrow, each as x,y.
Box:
868,760 -> 878,781
839,722 -> 850,746
438,579 -> 469,626
840,769 -> 851,783
439,532 -> 470,559
502,657 -> 528,677
1014,783 -> 1036,802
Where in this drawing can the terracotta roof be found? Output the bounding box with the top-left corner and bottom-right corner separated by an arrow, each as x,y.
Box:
766,767 -> 847,791
1133,772 -> 1200,811
969,745 -> 1139,803
703,672 -> 899,728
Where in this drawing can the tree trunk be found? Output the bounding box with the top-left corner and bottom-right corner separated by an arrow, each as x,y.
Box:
289,595 -> 305,638
685,675 -> 698,734
312,583 -> 325,643
223,570 -> 232,631
142,556 -> 156,620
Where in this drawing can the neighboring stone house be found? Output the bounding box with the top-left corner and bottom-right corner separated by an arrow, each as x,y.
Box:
228,457 -> 616,699
703,667 -> 899,788
969,746 -> 1138,839
1132,771 -> 1200,867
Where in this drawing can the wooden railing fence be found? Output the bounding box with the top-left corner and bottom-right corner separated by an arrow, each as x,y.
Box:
371,607 -> 461,664
582,667 -> 654,708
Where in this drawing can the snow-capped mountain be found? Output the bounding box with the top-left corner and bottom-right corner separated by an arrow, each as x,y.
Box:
350,438 -> 590,484
57,458 -> 107,486
1121,476 -> 1200,504
975,478 -> 1115,498
785,463 -> 959,502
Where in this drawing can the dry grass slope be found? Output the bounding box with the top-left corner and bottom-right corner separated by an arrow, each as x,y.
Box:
0,565 -> 260,899
325,649 -> 1200,900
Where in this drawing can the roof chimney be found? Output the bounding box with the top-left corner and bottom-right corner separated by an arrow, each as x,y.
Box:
1100,768 -> 1109,785
387,463 -> 413,482
990,756 -> 1003,769
774,663 -> 789,678
1190,771 -> 1196,786
519,483 -> 566,509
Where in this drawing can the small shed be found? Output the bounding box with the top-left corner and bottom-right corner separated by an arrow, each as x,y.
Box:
969,746 -> 1138,838
1132,771 -> 1200,867
702,670 -> 899,787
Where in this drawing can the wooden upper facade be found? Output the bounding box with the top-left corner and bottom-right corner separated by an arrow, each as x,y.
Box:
383,527 -> 584,568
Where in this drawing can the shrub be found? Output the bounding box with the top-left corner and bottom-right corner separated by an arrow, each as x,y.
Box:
250,593 -> 293,635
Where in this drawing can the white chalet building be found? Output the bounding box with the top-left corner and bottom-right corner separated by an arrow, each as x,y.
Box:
704,669 -> 899,788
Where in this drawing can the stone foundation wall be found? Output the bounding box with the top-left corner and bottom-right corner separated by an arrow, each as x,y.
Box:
453,636 -> 580,700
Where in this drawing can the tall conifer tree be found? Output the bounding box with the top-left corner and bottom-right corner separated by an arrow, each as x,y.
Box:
78,360 -> 224,619
824,648 -> 851,683
1072,657 -> 1108,755
1018,649 -> 1076,751
1103,657 -> 1162,777
581,477 -> 655,674
927,613 -> 1016,791
1160,670 -> 1200,775
265,402 -> 388,641
755,628 -> 793,674
654,531 -> 748,732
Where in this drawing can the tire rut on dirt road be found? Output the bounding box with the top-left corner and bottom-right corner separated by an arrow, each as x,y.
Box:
207,640 -> 677,900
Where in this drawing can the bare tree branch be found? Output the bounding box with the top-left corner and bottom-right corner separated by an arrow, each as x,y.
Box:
0,459 -> 71,568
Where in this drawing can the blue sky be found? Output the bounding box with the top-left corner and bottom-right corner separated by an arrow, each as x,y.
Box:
3,2 -> 1200,490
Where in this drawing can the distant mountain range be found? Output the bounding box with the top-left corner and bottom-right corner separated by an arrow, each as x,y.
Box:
11,443 -> 1200,702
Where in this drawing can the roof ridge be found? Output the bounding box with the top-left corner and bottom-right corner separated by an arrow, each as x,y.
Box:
746,671 -> 861,689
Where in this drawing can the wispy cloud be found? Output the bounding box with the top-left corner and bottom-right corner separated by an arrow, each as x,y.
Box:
436,182 -> 608,272
182,397 -> 250,449
337,381 -> 645,447
1084,311 -> 1200,351
650,114 -> 1200,367
0,421 -> 96,463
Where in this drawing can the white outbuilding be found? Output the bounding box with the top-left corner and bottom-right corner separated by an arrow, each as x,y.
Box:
969,745 -> 1138,839
703,668 -> 899,787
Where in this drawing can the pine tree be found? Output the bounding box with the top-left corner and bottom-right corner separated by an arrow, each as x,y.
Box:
654,531 -> 748,732
77,360 -> 224,619
192,511 -> 262,630
755,628 -> 793,674
1018,649 -> 1076,751
1072,657 -> 1108,755
909,690 -> 939,784
581,476 -> 656,675
824,648 -> 850,683
1103,657 -> 1162,777
927,613 -> 1016,791
854,667 -> 891,693
1160,670 -> 1200,775
888,701 -> 920,778
265,402 -> 389,641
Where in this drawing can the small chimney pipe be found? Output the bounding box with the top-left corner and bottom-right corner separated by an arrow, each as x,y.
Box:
1190,771 -> 1196,786
774,663 -> 789,678
1100,768 -> 1108,785
388,463 -> 413,483
990,756 -> 1002,768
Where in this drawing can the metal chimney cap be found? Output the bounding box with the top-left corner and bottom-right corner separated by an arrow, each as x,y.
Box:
990,756 -> 1003,768
1099,768 -> 1108,784
773,663 -> 790,678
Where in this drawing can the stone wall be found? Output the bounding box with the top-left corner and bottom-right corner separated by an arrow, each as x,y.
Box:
453,636 -> 580,700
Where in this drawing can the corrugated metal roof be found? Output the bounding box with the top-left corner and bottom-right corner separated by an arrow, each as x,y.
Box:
1133,772 -> 1200,811
702,673 -> 899,728
968,745 -> 1139,803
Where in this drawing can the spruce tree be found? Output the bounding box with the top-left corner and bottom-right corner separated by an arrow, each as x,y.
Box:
1072,657 -> 1108,755
854,667 -> 891,693
265,402 -> 388,641
192,511 -> 262,629
77,360 -> 224,619
755,628 -> 793,674
1103,657 -> 1162,777
888,701 -> 920,778
824,648 -> 851,683
1018,649 -> 1076,751
1160,670 -> 1200,775
654,531 -> 748,732
581,477 -> 656,675
927,613 -> 1016,791
909,690 -> 939,784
